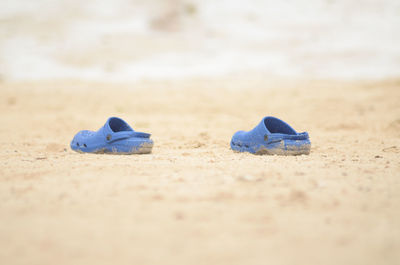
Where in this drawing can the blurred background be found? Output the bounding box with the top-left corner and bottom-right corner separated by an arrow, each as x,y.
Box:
0,0 -> 399,82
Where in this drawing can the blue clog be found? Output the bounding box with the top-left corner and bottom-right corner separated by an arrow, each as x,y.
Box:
70,117 -> 153,154
230,116 -> 310,155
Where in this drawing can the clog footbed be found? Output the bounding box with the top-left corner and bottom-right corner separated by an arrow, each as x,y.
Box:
230,116 -> 310,155
70,117 -> 153,154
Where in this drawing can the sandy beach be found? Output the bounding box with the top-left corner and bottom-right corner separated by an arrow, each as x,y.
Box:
1,77 -> 399,265
1,0 -> 400,264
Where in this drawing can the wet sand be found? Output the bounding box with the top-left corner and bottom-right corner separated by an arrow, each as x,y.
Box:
1,78 -> 399,265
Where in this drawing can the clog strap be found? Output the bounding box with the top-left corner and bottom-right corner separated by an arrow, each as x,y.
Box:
266,132 -> 309,142
105,131 -> 151,143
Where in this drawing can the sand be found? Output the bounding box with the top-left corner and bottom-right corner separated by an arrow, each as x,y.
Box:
0,78 -> 399,265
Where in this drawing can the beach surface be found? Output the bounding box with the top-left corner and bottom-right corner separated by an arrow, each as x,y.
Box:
1,0 -> 400,263
1,78 -> 399,265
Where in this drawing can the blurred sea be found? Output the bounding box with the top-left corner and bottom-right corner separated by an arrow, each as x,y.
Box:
0,0 -> 399,82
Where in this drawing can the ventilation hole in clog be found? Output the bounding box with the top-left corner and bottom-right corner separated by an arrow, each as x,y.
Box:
76,142 -> 80,146
238,143 -> 242,147
106,134 -> 111,141
245,144 -> 249,148
264,135 -> 269,141
83,144 -> 87,148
